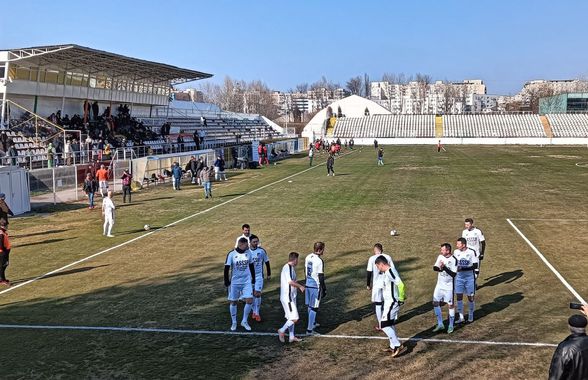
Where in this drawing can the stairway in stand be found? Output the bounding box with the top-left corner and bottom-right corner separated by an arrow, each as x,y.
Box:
540,116 -> 553,138
435,116 -> 443,138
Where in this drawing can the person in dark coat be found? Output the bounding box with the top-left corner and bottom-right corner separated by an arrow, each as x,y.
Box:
326,154 -> 335,176
549,314 -> 588,380
0,194 -> 13,226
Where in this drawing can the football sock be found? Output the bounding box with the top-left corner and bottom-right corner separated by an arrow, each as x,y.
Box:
449,308 -> 455,328
457,300 -> 464,317
279,319 -> 294,333
288,324 -> 295,339
375,304 -> 383,323
308,309 -> 317,331
434,306 -> 443,326
230,304 -> 237,324
382,326 -> 401,348
242,303 -> 252,323
468,301 -> 475,320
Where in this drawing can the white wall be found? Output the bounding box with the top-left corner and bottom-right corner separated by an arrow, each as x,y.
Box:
340,137 -> 588,145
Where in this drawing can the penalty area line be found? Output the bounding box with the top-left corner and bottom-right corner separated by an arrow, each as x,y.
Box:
0,151 -> 355,297
0,324 -> 557,348
506,218 -> 586,304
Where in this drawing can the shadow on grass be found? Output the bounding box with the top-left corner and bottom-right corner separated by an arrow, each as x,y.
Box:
13,229 -> 68,238
30,203 -> 89,213
11,265 -> 110,285
14,237 -> 76,248
116,227 -> 164,236
478,269 -> 523,290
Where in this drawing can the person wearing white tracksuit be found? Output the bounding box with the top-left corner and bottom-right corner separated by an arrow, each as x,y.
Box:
102,190 -> 116,237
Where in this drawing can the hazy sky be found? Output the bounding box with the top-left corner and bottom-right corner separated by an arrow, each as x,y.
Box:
2,0 -> 587,95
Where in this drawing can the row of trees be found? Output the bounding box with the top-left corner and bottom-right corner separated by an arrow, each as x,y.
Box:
199,77 -> 280,120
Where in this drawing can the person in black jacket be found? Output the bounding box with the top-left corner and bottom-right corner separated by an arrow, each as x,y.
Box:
82,173 -> 98,209
0,193 -> 13,226
326,153 -> 335,176
549,314 -> 588,380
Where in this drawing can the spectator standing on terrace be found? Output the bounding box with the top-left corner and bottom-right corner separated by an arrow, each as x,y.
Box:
64,139 -> 72,165
194,130 -> 201,150
0,193 -> 14,226
46,142 -> 55,168
177,134 -> 184,152
231,147 -> 238,169
82,173 -> 98,209
92,101 -> 99,121
121,169 -> 132,203
1,131 -> 8,152
214,155 -> 227,181
8,143 -> 17,166
172,162 -> 183,190
96,164 -> 109,197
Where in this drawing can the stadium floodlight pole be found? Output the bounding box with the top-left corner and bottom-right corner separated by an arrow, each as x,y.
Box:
0,61 -> 8,128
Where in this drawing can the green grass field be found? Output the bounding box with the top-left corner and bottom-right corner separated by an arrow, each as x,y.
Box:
2,145 -> 588,379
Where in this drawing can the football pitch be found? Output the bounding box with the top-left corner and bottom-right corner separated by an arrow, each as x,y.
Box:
3,145 -> 588,379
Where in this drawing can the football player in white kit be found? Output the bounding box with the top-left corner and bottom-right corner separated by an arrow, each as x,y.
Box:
462,218 -> 485,278
235,223 -> 255,248
375,255 -> 406,358
305,242 -> 326,335
432,243 -> 458,333
224,238 -> 256,331
366,243 -> 393,330
249,235 -> 270,322
278,252 -> 305,343
454,237 -> 479,324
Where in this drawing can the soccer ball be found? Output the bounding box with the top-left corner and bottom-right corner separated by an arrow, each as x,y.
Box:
390,229 -> 398,236
144,224 -> 151,231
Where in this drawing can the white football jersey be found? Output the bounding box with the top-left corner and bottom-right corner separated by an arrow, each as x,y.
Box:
367,253 -> 393,299
382,266 -> 403,305
462,228 -> 485,255
434,254 -> 458,290
280,263 -> 297,302
305,253 -> 324,288
453,248 -> 478,277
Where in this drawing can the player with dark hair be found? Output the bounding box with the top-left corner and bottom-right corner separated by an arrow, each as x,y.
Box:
454,237 -> 478,324
305,241 -> 326,335
278,252 -> 305,343
462,218 -> 485,278
432,243 -> 458,333
375,255 -> 406,357
367,243 -> 393,329
235,223 -> 256,248
225,237 -> 256,331
249,234 -> 270,322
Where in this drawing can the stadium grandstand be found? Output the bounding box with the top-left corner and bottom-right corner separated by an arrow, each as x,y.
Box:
305,95 -> 588,144
0,44 -> 284,167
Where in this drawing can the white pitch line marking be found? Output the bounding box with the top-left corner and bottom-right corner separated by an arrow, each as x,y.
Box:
0,324 -> 557,348
1,151 -> 355,297
507,218 -> 587,304
509,218 -> 588,222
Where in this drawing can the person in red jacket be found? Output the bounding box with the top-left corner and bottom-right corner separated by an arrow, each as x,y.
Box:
0,220 -> 12,286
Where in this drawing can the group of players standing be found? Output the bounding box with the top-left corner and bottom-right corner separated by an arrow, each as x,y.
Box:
223,218 -> 485,357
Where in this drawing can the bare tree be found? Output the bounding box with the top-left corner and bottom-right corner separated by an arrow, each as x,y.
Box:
415,73 -> 433,114
363,73 -> 370,98
346,76 -> 363,95
295,83 -> 309,93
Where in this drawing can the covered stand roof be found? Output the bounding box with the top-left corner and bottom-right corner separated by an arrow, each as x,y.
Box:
3,44 -> 213,85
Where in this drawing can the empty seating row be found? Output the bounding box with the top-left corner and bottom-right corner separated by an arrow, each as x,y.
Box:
546,114 -> 588,137
443,115 -> 545,137
333,115 -> 435,138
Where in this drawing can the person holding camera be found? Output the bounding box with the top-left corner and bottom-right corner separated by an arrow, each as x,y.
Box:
549,313 -> 588,380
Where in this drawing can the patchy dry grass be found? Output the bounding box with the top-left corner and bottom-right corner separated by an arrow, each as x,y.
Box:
1,145 -> 587,379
